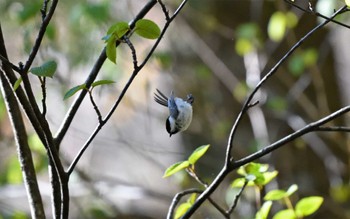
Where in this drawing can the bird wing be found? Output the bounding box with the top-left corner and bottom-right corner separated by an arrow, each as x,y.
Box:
154,89 -> 168,107
168,91 -> 179,119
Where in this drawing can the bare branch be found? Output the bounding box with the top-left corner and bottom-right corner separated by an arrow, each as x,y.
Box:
0,53 -> 21,73
157,0 -> 170,21
226,181 -> 248,215
0,70 -> 46,219
88,90 -> 103,124
39,77 -> 47,117
23,0 -> 58,73
124,36 -> 138,69
315,126 -> 350,132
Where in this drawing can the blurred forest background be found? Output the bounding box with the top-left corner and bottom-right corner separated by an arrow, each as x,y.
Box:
1,0 -> 350,218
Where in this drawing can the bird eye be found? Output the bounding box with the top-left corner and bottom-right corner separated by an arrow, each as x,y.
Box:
187,94 -> 194,104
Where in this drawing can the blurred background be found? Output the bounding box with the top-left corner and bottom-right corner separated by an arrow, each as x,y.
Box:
0,0 -> 350,218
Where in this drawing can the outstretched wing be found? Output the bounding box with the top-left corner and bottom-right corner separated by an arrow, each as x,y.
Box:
154,89 -> 168,107
168,91 -> 179,119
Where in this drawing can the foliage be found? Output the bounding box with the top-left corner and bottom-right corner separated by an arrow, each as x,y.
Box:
64,80 -> 115,100
163,144 -> 210,178
103,19 -> 160,63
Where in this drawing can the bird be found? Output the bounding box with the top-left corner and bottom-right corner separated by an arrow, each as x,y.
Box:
154,89 -> 194,137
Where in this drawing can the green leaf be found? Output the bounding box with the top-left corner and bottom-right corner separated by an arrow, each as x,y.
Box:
30,60 -> 57,78
245,163 -> 266,174
175,202 -> 192,219
264,189 -> 287,201
91,80 -> 115,88
107,21 -> 129,38
106,37 -> 117,63
135,19 -> 161,39
268,11 -> 287,42
286,184 -> 298,196
295,196 -> 323,217
346,0 -> 350,7
231,178 -> 246,187
188,144 -> 210,165
272,209 -> 296,219
261,171 -> 278,186
255,201 -> 272,219
163,161 -> 190,178
13,76 -> 23,91
63,84 -> 86,100
231,177 -> 255,187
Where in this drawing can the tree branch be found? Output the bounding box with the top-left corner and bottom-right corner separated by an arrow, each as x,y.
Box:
23,0 -> 59,73
0,70 -> 45,218
0,22 -> 67,218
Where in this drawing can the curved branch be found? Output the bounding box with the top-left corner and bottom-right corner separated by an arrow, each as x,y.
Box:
167,189 -> 203,219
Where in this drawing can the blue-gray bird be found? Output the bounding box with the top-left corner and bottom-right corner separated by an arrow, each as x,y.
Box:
154,89 -> 194,137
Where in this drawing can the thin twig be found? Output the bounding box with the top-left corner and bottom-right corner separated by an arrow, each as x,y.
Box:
40,77 -> 47,117
124,37 -> 138,69
226,181 -> 248,215
185,167 -> 230,218
247,100 -> 259,108
0,53 -> 21,73
157,0 -> 170,21
88,90 -> 103,124
315,126 -> 350,132
186,168 -> 208,187
23,0 -> 58,73
40,0 -> 50,20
